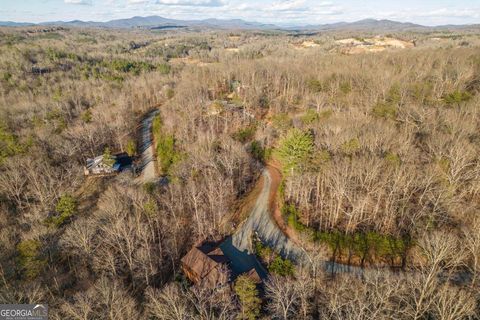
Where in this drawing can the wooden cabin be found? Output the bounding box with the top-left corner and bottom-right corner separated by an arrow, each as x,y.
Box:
181,241 -> 230,289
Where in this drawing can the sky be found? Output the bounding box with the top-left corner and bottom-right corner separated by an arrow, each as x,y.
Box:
0,0 -> 479,26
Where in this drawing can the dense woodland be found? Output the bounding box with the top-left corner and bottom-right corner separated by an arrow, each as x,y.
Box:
0,25 -> 480,319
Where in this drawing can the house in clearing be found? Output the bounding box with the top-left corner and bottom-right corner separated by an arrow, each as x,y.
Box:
84,152 -> 133,176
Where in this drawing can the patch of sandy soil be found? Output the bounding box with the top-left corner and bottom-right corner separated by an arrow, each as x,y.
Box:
169,57 -> 212,67
369,37 -> 414,49
294,40 -> 320,49
342,45 -> 386,54
335,38 -> 364,46
336,36 -> 414,54
225,47 -> 240,52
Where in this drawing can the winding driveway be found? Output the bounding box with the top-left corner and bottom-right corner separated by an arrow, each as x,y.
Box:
222,164 -> 362,276
231,168 -> 305,261
137,109 -> 160,183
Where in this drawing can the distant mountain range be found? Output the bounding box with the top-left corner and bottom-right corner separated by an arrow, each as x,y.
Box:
288,19 -> 427,31
0,16 -> 478,31
0,15 -> 276,30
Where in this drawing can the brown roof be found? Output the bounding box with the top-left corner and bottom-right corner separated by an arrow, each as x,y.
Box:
200,264 -> 229,288
245,268 -> 262,284
181,247 -> 218,279
181,242 -> 230,286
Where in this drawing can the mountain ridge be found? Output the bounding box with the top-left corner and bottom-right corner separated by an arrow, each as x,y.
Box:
0,16 -> 478,31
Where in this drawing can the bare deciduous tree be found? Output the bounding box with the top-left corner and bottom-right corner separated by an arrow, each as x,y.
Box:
265,275 -> 300,320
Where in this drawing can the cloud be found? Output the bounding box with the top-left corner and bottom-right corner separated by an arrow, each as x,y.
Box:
378,7 -> 480,22
270,0 -> 308,12
155,0 -> 224,7
128,0 -> 149,3
420,8 -> 480,19
64,0 -> 92,4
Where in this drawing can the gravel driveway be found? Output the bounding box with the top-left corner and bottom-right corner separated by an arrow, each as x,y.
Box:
231,169 -> 305,261
138,109 -> 159,183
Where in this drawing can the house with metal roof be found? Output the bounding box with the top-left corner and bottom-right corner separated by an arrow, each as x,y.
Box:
83,152 -> 132,176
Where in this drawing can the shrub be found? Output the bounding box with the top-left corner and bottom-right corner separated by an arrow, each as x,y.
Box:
386,84 -> 402,104
143,182 -> 156,194
143,200 -> 158,217
157,134 -> 179,175
443,90 -> 473,106
126,139 -> 136,157
17,239 -> 46,279
409,81 -> 433,103
306,79 -> 322,93
301,109 -> 319,125
258,94 -> 269,109
283,204 -> 305,232
254,239 -> 274,264
46,48 -> 67,61
310,149 -> 331,168
153,115 -> 179,175
341,138 -> 361,156
48,194 -> 77,227
268,256 -> 294,276
109,59 -> 155,75
56,194 -> 76,217
384,152 -> 401,167
3,72 -> 12,82
271,113 -> 292,131
81,109 -> 93,123
339,81 -> 352,94
0,124 -> 23,163
232,126 -> 256,143
372,102 -> 397,119
249,141 -> 269,162
157,63 -> 171,75
253,238 -> 295,276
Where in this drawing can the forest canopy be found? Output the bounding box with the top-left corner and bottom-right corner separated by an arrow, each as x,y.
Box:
0,26 -> 479,319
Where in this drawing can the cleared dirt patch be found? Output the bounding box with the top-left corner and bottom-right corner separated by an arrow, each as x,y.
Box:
336,36 -> 414,54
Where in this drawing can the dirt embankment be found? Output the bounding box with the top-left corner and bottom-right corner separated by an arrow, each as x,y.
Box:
266,161 -> 301,245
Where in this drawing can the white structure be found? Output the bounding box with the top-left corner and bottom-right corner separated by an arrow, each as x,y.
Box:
84,155 -> 121,176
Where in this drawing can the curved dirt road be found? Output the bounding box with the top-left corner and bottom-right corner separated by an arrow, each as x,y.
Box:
228,165 -> 362,275
231,168 -> 305,261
